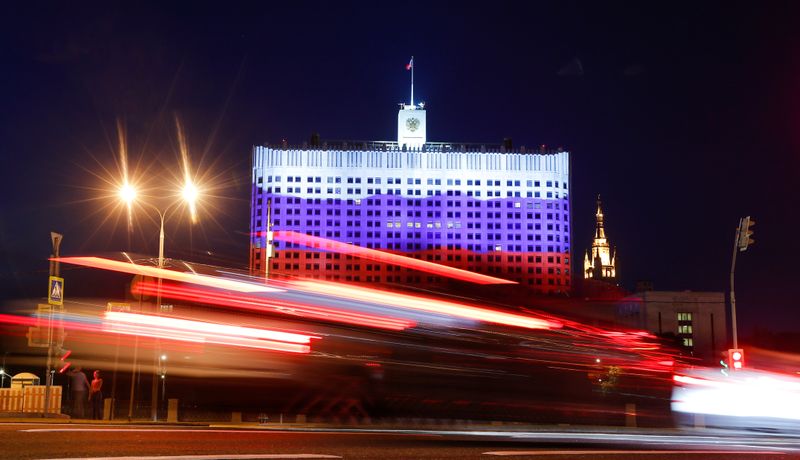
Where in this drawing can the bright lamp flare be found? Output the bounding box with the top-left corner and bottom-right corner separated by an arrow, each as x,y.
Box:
119,183 -> 137,204
182,180 -> 199,222
119,182 -> 137,230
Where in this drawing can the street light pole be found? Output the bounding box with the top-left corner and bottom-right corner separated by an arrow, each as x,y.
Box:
140,202 -> 180,422
729,219 -> 741,350
148,205 -> 168,421
1,352 -> 8,388
158,209 -> 166,269
729,216 -> 755,351
118,179 -> 199,421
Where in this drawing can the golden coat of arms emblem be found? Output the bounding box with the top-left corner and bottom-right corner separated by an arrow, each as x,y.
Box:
406,118 -> 420,132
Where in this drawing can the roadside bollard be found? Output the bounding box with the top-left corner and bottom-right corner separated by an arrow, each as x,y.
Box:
625,403 -> 637,427
167,399 -> 178,423
103,398 -> 113,420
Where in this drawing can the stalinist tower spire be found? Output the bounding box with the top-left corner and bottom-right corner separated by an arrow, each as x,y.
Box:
584,194 -> 617,280
594,194 -> 606,240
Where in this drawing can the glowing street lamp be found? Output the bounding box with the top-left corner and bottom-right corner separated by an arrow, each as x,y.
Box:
119,183 -> 137,205
119,181 -> 200,269
117,181 -> 200,421
182,181 -> 199,223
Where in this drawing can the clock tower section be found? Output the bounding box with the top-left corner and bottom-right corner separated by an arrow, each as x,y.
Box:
398,103 -> 426,148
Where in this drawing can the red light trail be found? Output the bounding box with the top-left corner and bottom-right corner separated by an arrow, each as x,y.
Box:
53,256 -> 281,293
103,311 -> 315,354
286,279 -> 561,331
132,281 -> 415,331
271,230 -> 517,285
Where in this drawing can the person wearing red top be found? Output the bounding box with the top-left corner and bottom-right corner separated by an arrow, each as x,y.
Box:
89,370 -> 104,420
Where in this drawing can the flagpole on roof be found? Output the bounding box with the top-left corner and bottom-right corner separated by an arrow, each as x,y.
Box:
410,56 -> 414,106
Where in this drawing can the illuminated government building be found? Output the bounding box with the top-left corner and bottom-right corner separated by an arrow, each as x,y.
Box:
249,84 -> 572,294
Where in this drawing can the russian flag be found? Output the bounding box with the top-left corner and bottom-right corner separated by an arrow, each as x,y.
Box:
406,57 -> 413,70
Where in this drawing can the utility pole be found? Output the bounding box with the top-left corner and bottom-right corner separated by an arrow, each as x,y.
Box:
151,209 -> 167,422
730,216 -> 755,350
1,352 -> 8,388
44,232 -> 63,416
265,198 -> 273,280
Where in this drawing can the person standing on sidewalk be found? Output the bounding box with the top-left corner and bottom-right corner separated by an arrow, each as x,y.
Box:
89,370 -> 104,420
68,367 -> 89,418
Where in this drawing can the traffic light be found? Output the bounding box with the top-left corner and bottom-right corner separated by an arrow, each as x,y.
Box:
728,348 -> 745,370
737,216 -> 755,252
57,348 -> 72,374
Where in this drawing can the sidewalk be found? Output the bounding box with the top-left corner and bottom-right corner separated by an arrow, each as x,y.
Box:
0,412 -> 205,425
0,412 -> 685,436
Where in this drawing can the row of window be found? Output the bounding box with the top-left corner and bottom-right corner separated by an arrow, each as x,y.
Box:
263,217 -> 567,231
269,207 -> 569,222
249,266 -> 572,289
258,175 -> 568,190
268,250 -> 569,265
257,195 -> 568,211
266,218 -> 567,232
677,312 -> 694,349
263,240 -> 568,253
269,262 -> 568,276
262,186 -> 566,199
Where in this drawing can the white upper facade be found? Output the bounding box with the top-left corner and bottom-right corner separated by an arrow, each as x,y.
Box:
398,104 -> 427,148
252,146 -> 569,201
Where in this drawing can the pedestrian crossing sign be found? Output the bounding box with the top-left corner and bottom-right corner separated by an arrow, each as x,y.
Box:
48,276 -> 64,306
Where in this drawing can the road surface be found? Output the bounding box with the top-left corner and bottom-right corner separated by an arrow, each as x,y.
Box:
1,423 -> 798,459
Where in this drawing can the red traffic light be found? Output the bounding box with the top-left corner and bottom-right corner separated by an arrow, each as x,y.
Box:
58,348 -> 72,373
728,348 -> 745,370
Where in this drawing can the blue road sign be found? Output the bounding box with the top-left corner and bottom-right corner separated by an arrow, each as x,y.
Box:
48,276 -> 64,306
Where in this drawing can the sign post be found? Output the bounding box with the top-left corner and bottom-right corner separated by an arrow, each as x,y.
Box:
44,232 -> 63,415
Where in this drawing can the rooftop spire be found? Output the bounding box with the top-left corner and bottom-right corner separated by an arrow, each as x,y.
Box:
595,194 -> 606,240
585,194 -> 616,280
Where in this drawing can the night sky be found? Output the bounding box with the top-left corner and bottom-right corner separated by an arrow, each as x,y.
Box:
1,2 -> 798,335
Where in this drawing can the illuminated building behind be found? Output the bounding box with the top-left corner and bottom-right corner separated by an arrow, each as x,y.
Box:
584,195 -> 616,280
250,101 -> 572,294
618,290 -> 727,362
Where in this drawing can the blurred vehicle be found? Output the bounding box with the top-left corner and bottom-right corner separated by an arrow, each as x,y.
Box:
7,254 -> 678,425
672,367 -> 800,432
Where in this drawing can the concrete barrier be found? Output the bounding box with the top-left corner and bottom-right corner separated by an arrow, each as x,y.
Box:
22,386 -> 62,414
231,411 -> 242,423
0,388 -> 24,412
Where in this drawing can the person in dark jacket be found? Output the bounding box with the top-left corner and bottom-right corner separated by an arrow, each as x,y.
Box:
68,367 -> 89,418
